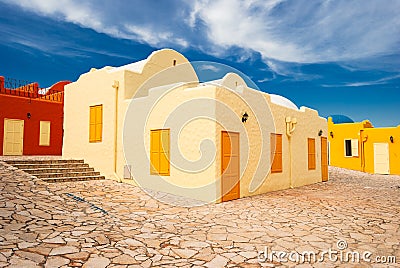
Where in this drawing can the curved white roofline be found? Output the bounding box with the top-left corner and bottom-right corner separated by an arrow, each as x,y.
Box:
270,94 -> 299,110
203,72 -> 247,88
107,48 -> 183,74
108,59 -> 148,74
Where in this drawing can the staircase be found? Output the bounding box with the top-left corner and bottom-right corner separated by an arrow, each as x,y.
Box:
4,159 -> 105,182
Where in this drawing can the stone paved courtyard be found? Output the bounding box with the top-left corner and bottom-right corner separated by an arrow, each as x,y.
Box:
0,158 -> 399,267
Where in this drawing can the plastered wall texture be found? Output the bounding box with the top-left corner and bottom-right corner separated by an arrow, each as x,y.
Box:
63,49 -> 328,203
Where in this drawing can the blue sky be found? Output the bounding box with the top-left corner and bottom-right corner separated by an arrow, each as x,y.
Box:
0,0 -> 399,127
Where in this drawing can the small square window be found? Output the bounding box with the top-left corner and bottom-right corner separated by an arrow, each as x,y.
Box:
345,139 -> 352,156
344,139 -> 359,157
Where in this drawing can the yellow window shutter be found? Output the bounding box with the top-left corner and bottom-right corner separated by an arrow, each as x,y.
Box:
39,121 -> 51,146
90,106 -> 96,124
89,106 -> 96,142
95,105 -> 102,142
159,152 -> 169,175
150,130 -> 160,174
159,130 -> 170,175
89,124 -> 96,142
150,129 -> 170,175
89,105 -> 103,142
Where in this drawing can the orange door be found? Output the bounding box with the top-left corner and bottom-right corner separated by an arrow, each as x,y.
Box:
321,137 -> 328,181
221,131 -> 240,202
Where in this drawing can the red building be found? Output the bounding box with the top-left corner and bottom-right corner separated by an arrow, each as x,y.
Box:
0,76 -> 70,156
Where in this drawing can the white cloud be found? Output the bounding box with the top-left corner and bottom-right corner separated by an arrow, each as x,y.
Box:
257,77 -> 272,83
188,0 -> 304,61
321,74 -> 400,87
8,0 -> 102,30
5,0 -> 189,48
197,64 -> 221,72
3,0 -> 400,64
266,60 -> 288,76
189,0 -> 400,63
122,24 -> 189,48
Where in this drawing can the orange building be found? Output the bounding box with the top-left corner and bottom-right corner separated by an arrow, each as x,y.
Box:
0,76 -> 70,156
328,116 -> 400,175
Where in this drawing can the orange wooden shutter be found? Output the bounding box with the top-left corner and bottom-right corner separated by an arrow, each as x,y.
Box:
271,133 -> 283,173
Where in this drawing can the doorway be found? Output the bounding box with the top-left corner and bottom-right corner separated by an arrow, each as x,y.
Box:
374,143 -> 389,174
3,119 -> 24,156
321,137 -> 328,181
221,131 -> 240,202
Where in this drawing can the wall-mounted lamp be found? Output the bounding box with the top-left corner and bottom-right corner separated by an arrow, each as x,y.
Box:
318,130 -> 323,136
390,136 -> 394,143
285,116 -> 297,137
330,131 -> 334,138
242,112 -> 249,123
27,112 -> 31,119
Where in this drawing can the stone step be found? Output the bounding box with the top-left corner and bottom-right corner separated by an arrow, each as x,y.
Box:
32,171 -> 100,179
5,159 -> 84,165
43,175 -> 105,183
9,163 -> 89,169
22,167 -> 95,175
4,159 -> 105,183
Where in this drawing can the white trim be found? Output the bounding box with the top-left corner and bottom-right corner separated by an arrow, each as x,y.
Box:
351,139 -> 359,157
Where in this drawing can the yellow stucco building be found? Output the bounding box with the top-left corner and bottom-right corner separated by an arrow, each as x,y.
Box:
328,117 -> 400,175
63,48 -> 328,203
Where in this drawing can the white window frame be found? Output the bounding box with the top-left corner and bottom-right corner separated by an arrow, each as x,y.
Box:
344,139 -> 358,157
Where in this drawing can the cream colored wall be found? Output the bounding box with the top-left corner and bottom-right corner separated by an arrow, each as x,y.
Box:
116,50 -> 198,184
123,49 -> 198,99
214,81 -> 273,201
63,68 -> 123,179
64,49 -> 198,185
63,48 -> 327,203
269,103 -> 327,189
122,83 -> 218,202
214,73 -> 327,201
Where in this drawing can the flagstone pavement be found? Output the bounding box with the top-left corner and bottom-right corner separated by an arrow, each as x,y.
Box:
0,159 -> 399,267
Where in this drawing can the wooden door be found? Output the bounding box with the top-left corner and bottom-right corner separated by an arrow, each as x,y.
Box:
3,119 -> 24,156
221,131 -> 240,202
374,143 -> 389,174
321,137 -> 328,181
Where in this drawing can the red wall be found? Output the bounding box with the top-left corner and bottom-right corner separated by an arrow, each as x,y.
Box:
0,94 -> 64,155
